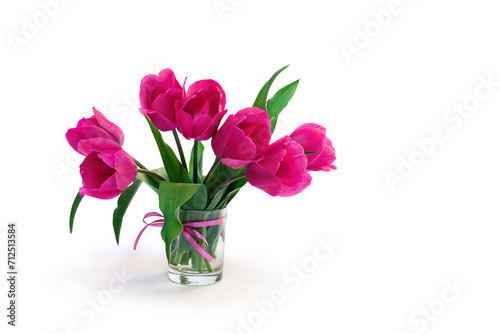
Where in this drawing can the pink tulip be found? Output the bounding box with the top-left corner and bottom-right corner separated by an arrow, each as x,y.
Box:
177,79 -> 227,141
212,107 -> 271,168
79,140 -> 137,199
246,136 -> 312,197
66,108 -> 124,155
290,123 -> 337,171
139,68 -> 183,131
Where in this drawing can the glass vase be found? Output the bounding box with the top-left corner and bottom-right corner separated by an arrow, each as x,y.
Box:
168,208 -> 227,286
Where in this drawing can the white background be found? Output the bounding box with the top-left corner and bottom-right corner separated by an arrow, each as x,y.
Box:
1,0 -> 500,333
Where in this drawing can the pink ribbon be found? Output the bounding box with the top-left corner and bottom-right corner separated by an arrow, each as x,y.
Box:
134,212 -> 226,262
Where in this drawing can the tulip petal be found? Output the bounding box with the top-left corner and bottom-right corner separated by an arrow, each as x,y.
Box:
80,153 -> 115,189
66,126 -> 114,155
177,79 -> 227,140
140,70 -> 183,132
67,109 -> 125,156
212,107 -> 271,165
307,139 -> 337,171
276,141 -> 308,179
187,79 -> 226,108
79,187 -> 122,200
222,157 -> 261,169
182,90 -> 211,118
140,108 -> 176,132
206,86 -> 225,116
211,114 -> 234,157
245,134 -> 313,197
93,108 -> 125,146
246,162 -> 283,197
78,148 -> 137,200
176,110 -> 194,139
98,151 -> 119,169
258,136 -> 290,174
292,123 -> 326,134
290,123 -> 337,172
220,127 -> 257,160
114,150 -> 138,189
159,68 -> 182,90
148,89 -> 182,131
234,107 -> 271,153
191,115 -> 213,139
99,174 -> 119,192
77,116 -> 99,128
193,109 -> 227,141
250,122 -> 272,153
280,171 -> 312,197
290,128 -> 326,165
147,113 -> 177,132
151,90 -> 181,121
77,138 -> 122,156
140,74 -> 166,109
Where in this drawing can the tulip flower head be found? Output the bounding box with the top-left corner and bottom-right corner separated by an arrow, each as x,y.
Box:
139,68 -> 184,132
290,123 -> 337,171
177,79 -> 227,141
246,136 -> 312,197
66,107 -> 124,155
212,107 -> 272,168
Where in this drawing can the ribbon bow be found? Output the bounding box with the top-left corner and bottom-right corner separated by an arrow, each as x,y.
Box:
134,212 -> 226,262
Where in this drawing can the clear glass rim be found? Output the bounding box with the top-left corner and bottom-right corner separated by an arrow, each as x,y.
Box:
179,208 -> 227,215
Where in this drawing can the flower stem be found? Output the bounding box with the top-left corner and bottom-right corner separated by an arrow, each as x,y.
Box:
198,226 -> 207,272
173,130 -> 188,171
137,169 -> 165,183
208,173 -> 246,202
133,158 -> 147,170
193,140 -> 199,183
204,258 -> 214,272
203,157 -> 223,187
195,249 -> 203,273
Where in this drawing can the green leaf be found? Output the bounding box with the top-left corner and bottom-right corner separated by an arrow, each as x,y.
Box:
159,182 -> 201,263
206,223 -> 223,256
136,167 -> 170,194
136,173 -> 159,193
206,188 -> 226,210
170,232 -> 195,266
267,79 -> 299,133
69,192 -> 84,233
112,179 -> 142,245
181,184 -> 207,210
207,164 -> 239,194
253,65 -> 289,111
225,173 -> 247,193
189,141 -> 204,182
145,116 -> 191,183
209,175 -> 246,205
179,252 -> 191,265
215,188 -> 241,209
207,164 -> 241,194
152,167 -> 169,180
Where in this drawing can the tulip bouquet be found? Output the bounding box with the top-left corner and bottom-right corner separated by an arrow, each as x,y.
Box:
67,65 -> 336,284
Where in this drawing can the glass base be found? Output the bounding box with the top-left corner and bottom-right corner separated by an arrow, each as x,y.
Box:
168,268 -> 223,286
